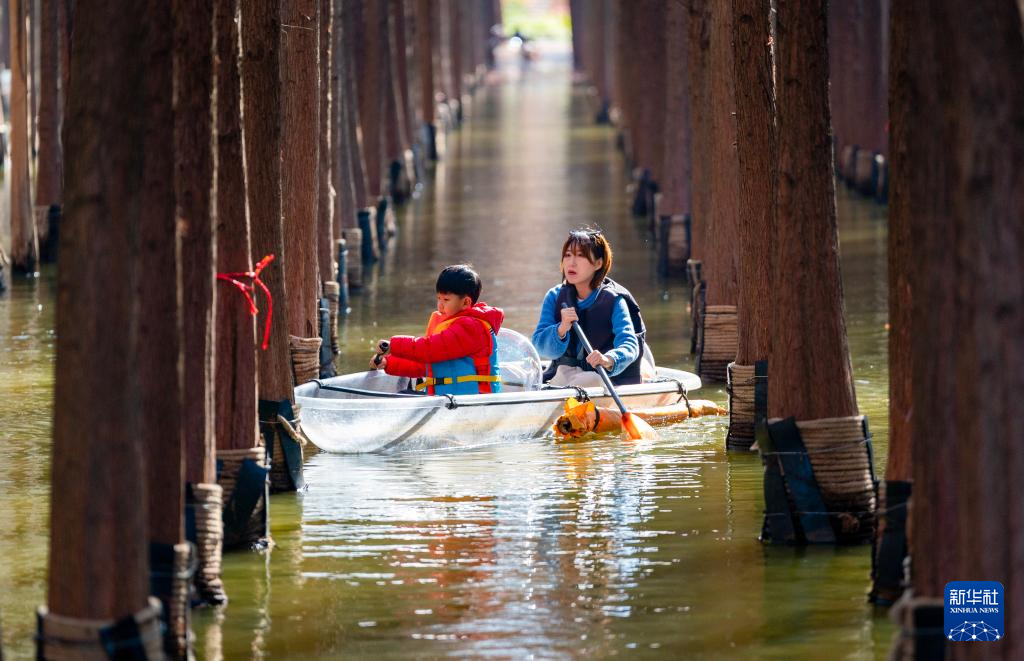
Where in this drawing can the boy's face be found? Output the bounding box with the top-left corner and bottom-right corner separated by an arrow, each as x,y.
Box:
437,292 -> 473,317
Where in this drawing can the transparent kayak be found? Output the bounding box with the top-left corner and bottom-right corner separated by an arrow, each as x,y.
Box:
294,367 -> 702,454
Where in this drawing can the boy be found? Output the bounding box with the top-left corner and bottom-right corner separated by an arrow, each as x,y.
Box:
370,265 -> 504,395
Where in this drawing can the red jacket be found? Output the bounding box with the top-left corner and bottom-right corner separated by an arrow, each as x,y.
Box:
385,303 -> 504,379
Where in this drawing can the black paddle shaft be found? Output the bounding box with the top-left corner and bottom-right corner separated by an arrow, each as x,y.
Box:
561,303 -> 629,415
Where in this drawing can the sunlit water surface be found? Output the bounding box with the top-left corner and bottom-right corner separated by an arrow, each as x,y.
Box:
0,47 -> 892,658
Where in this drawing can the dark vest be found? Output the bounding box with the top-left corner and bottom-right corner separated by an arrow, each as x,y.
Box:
543,278 -> 646,385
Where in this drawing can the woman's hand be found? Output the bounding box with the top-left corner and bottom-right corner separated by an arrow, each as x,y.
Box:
586,350 -> 614,371
558,307 -> 579,339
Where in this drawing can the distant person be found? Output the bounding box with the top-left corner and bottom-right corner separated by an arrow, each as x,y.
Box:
370,265 -> 504,395
532,228 -> 650,387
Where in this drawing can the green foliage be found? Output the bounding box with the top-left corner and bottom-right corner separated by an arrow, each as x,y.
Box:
500,0 -> 572,40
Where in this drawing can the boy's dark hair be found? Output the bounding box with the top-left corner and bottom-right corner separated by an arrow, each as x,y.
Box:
436,264 -> 482,303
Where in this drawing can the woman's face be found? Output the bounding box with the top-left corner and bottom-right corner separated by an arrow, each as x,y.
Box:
562,244 -> 603,288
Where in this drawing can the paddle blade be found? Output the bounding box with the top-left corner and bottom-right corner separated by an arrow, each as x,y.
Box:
621,412 -> 659,440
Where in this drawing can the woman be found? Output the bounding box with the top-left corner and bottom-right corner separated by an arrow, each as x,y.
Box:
531,228 -> 648,387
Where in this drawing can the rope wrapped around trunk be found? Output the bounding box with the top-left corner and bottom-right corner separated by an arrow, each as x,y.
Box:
726,362 -> 756,450
290,335 -> 322,386
267,413 -> 307,493
36,597 -> 165,660
794,415 -> 877,541
191,483 -> 226,604
698,305 -> 737,382
217,446 -> 268,547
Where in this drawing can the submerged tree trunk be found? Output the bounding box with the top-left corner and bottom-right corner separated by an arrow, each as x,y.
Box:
48,0 -> 159,622
357,0 -> 385,200
770,0 -> 857,420
660,0 -> 691,220
318,0 -> 334,283
897,4 -> 1024,652
416,0 -> 435,131
36,0 -> 62,257
686,0 -> 711,262
704,0 -> 740,308
281,0 -> 320,341
732,0 -> 776,365
215,0 -> 257,453
176,0 -> 217,487
9,0 -> 36,273
341,0 -> 370,211
241,0 -> 293,403
332,0 -> 357,231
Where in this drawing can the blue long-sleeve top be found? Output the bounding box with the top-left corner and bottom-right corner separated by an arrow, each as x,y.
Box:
531,284 -> 639,377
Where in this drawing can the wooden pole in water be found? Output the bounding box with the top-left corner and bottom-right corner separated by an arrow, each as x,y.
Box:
214,0 -> 258,456
176,0 -> 217,490
732,0 -> 775,368
9,0 -> 37,273
241,0 -> 294,403
47,0 -> 157,628
894,2 -> 1024,654
281,0 -> 321,344
35,0 -> 61,259
770,0 -> 857,421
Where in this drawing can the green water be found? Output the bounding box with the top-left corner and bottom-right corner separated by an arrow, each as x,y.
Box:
0,50 -> 893,658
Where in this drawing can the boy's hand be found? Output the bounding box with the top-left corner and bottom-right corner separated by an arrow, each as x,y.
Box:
558,307 -> 579,339
376,339 -> 391,355
586,350 -> 614,371
370,354 -> 387,370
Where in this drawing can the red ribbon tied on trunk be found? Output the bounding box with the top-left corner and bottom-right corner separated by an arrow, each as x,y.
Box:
217,254 -> 276,350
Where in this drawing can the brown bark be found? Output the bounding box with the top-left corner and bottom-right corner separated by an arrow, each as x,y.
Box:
898,6 -> 1024,647
318,0 -> 334,282
686,0 -> 711,260
884,0 -> 911,482
416,0 -> 435,125
448,0 -> 461,105
176,0 -> 217,485
392,0 -> 415,154
382,0 -> 404,167
9,0 -> 36,272
704,0 -> 740,307
733,0 -> 776,364
48,0 -> 158,620
341,0 -> 370,211
357,0 -> 384,198
36,0 -> 62,218
281,0 -> 320,340
0,2 -> 8,68
332,0 -> 357,231
660,0 -> 691,219
241,0 -> 293,402
214,0 -> 258,452
635,0 -> 667,184
769,0 -> 857,420
569,0 -> 583,71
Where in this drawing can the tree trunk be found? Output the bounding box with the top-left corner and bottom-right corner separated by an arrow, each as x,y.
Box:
686,0 -> 711,261
281,0 -> 320,341
48,0 -> 159,621
340,0 -> 370,211
381,0 -> 404,171
332,0 -> 357,232
318,0 -> 334,283
447,0 -> 461,107
897,7 -> 1024,653
215,0 -> 258,453
635,0 -> 666,185
241,0 -> 293,403
704,0 -> 740,307
9,0 -> 36,273
416,0 -> 435,128
393,0 -> 416,155
357,0 -> 384,199
176,0 -> 217,486
660,0 -> 691,219
569,0 -> 583,71
35,0 -> 61,255
732,0 -> 776,365
769,0 -> 857,420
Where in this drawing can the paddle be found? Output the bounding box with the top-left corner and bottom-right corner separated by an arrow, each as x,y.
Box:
562,303 -> 658,440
